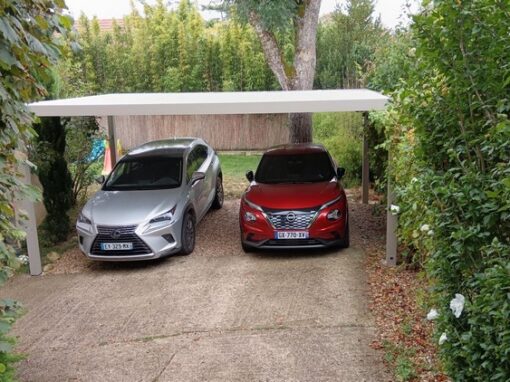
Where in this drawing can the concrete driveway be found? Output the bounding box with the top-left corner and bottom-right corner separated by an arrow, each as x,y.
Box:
2,201 -> 388,381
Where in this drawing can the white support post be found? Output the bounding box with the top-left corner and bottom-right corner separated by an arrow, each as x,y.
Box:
385,153 -> 398,266
362,112 -> 370,204
21,166 -> 42,276
107,116 -> 117,166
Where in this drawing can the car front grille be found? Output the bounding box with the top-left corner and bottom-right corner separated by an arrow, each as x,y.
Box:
264,208 -> 319,230
91,225 -> 152,256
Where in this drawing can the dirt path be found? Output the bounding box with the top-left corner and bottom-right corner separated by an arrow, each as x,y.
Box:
2,199 -> 390,382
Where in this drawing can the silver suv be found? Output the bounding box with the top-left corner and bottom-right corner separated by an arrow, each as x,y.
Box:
76,138 -> 223,261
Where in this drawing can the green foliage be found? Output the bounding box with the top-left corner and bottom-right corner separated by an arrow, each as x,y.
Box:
382,0 -> 510,380
450,261 -> 510,380
32,117 -> 74,244
395,356 -> 417,382
64,117 -> 103,204
316,0 -> 384,89
367,29 -> 413,93
1,0 -> 70,279
313,113 -> 363,187
219,0 -> 297,32
0,0 -> 71,376
0,299 -> 23,382
58,0 -> 278,95
383,340 -> 417,382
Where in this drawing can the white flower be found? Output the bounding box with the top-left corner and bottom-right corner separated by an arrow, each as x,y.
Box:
420,224 -> 430,232
18,255 -> 29,265
426,308 -> 439,320
439,332 -> 448,345
411,177 -> 418,184
390,204 -> 400,215
450,294 -> 465,318
427,230 -> 434,236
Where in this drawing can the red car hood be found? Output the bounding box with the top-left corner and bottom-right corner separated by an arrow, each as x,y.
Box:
245,181 -> 342,210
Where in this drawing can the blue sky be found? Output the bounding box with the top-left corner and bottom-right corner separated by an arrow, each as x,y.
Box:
65,0 -> 418,29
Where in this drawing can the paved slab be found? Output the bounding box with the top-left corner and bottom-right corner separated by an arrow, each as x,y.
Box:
2,205 -> 389,381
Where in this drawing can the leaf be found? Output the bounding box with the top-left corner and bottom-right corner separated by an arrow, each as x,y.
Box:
58,15 -> 73,30
0,321 -> 11,335
0,18 -> 19,43
0,341 -> 12,353
0,47 -> 17,67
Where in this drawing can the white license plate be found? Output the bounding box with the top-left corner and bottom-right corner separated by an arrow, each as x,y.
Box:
275,231 -> 309,240
100,243 -> 133,251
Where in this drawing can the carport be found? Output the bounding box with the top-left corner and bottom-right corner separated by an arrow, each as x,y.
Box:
26,89 -> 395,275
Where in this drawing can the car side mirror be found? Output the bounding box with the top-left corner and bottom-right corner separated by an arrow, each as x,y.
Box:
191,171 -> 205,186
95,175 -> 105,184
246,170 -> 254,182
337,167 -> 346,179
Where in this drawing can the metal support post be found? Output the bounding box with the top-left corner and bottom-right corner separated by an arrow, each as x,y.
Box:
362,112 -> 370,204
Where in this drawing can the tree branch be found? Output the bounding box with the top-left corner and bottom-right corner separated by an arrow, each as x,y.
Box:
248,11 -> 290,90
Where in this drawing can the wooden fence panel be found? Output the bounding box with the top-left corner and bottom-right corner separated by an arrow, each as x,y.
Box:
100,114 -> 290,151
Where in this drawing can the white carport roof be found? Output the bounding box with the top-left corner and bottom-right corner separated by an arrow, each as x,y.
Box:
28,89 -> 388,116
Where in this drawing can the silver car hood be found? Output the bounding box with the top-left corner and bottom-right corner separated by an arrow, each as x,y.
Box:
83,188 -> 182,226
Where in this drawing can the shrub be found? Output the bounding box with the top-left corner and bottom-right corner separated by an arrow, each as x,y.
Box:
313,112 -> 363,187
64,117 -> 104,204
0,1 -> 71,378
384,0 -> 510,380
33,117 -> 74,244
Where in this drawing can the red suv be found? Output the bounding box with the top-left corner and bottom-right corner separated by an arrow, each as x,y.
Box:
240,144 -> 349,251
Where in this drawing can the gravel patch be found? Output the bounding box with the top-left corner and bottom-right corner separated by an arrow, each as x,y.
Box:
48,191 -> 386,275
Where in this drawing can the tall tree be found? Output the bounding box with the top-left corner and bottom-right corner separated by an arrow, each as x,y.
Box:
218,0 -> 322,142
316,0 -> 383,89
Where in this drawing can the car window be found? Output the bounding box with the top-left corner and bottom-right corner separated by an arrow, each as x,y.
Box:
186,149 -> 196,183
197,145 -> 208,164
186,145 -> 209,182
104,156 -> 183,191
255,152 -> 335,184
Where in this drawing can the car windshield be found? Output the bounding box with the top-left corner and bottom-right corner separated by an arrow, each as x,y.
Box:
255,152 -> 335,184
104,156 -> 182,191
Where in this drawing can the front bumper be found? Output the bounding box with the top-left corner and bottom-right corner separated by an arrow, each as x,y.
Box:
239,198 -> 348,250
76,218 -> 183,261
243,237 -> 345,250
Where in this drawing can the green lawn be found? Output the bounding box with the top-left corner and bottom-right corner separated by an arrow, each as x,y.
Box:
218,153 -> 261,199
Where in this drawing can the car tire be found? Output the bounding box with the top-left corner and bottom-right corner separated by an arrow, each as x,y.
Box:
240,232 -> 252,253
180,212 -> 196,255
339,220 -> 350,249
211,176 -> 224,210
241,241 -> 251,253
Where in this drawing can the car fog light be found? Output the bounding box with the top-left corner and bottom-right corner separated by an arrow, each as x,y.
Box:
327,209 -> 341,221
244,211 -> 257,222
162,234 -> 175,243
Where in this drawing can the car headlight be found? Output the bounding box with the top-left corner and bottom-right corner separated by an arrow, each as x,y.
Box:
149,206 -> 176,224
321,195 -> 343,210
243,197 -> 263,211
244,211 -> 257,222
78,212 -> 92,225
327,209 -> 341,221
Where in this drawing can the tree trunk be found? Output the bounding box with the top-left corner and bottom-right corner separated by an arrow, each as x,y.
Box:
248,0 -> 321,144
289,113 -> 313,143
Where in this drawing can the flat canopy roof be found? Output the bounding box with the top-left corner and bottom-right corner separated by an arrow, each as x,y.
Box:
28,89 -> 388,117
